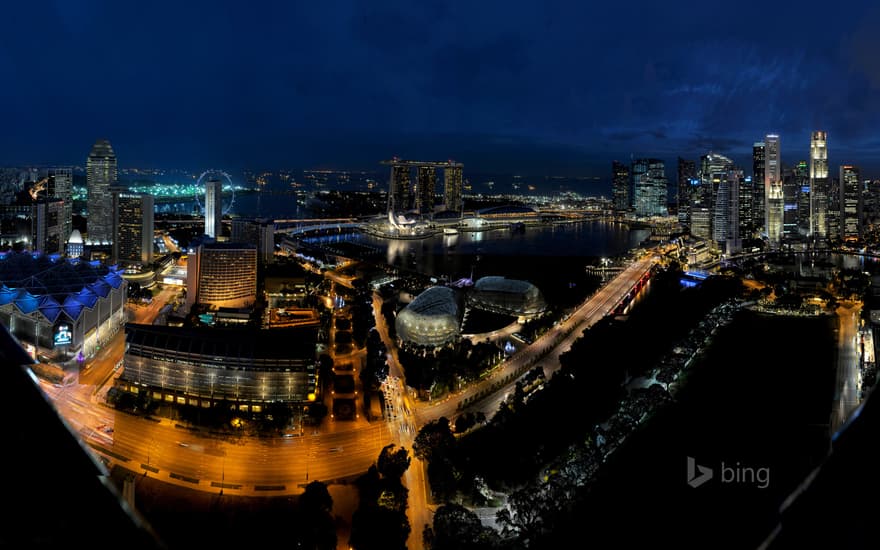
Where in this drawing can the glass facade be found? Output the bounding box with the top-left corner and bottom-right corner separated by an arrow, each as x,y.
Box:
86,139 -> 117,244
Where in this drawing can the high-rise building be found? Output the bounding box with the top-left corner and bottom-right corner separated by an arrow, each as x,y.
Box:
112,188 -> 154,267
632,158 -> 667,217
791,160 -> 810,238
231,217 -> 275,264
753,142 -> 766,233
840,165 -> 861,241
612,161 -> 631,213
443,163 -> 463,213
698,153 -> 735,249
186,242 -> 257,309
86,139 -> 117,244
415,165 -> 436,215
764,134 -> 783,249
204,177 -> 223,239
47,167 -> 73,244
383,159 -> 463,219
828,175 -> 841,241
782,166 -> 799,239
739,175 -> 754,240
810,131 -> 829,241
0,199 -> 64,254
690,207 -> 712,240
389,163 -> 412,214
677,157 -> 696,226
725,169 -> 742,254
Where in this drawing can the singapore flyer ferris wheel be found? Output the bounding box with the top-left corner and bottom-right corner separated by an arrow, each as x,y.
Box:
193,169 -> 236,215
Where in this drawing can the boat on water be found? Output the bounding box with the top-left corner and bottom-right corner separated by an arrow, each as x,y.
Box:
443,227 -> 459,235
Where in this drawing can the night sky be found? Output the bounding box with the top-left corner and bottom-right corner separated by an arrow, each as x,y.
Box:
3,1 -> 880,178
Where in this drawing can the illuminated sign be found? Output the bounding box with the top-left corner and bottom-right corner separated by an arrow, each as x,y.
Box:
53,323 -> 72,346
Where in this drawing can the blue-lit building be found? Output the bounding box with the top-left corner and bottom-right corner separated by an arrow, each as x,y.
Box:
0,251 -> 126,359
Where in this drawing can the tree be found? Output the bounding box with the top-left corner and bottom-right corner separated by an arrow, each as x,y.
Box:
296,481 -> 337,550
413,417 -> 456,462
424,503 -> 503,550
377,444 -> 411,481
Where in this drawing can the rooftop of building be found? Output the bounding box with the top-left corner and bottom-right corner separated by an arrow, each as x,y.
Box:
125,323 -> 317,360
473,276 -> 538,295
0,252 -> 124,321
400,286 -> 459,318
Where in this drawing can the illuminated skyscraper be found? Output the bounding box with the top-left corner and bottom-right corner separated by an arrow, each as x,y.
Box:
112,188 -> 154,266
186,242 -> 257,309
810,131 -> 829,241
47,167 -> 73,244
612,161 -> 630,212
443,163 -> 463,213
632,158 -> 667,217
204,177 -> 223,239
677,157 -> 696,225
388,162 -> 412,214
764,134 -> 782,249
840,165 -> 861,240
782,166 -> 798,238
753,142 -> 765,232
415,165 -> 436,215
86,139 -> 117,244
231,217 -> 275,264
725,169 -> 742,254
698,153 -> 734,249
383,159 -> 463,219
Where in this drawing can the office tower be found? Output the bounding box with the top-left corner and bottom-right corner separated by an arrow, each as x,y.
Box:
33,199 -> 65,254
828,175 -> 841,241
764,134 -> 782,249
782,166 -> 799,238
0,199 -> 63,254
632,158 -> 667,217
443,163 -> 463,213
415,165 -> 436,215
794,161 -> 811,237
204,176 -> 223,239
389,162 -> 411,214
840,165 -> 861,240
753,142 -> 765,233
47,167 -> 73,244
699,153 -> 734,248
810,131 -> 829,241
739,174 -> 754,239
677,157 -> 696,226
231,217 -> 275,264
725,169 -> 742,254
690,206 -> 712,240
186,242 -> 257,309
612,161 -> 631,212
112,188 -> 154,266
86,139 -> 117,244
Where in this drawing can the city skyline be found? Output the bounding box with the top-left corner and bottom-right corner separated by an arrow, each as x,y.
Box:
3,2 -> 880,176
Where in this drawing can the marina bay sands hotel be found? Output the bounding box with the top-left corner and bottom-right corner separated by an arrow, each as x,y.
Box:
381,158 -> 464,219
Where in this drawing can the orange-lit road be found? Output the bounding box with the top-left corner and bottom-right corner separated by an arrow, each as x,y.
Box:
411,256 -> 657,426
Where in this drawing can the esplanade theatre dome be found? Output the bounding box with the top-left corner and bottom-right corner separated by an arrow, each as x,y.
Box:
468,276 -> 546,318
395,286 -> 461,348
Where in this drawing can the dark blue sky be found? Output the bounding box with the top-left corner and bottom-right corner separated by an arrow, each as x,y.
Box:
3,1 -> 880,178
